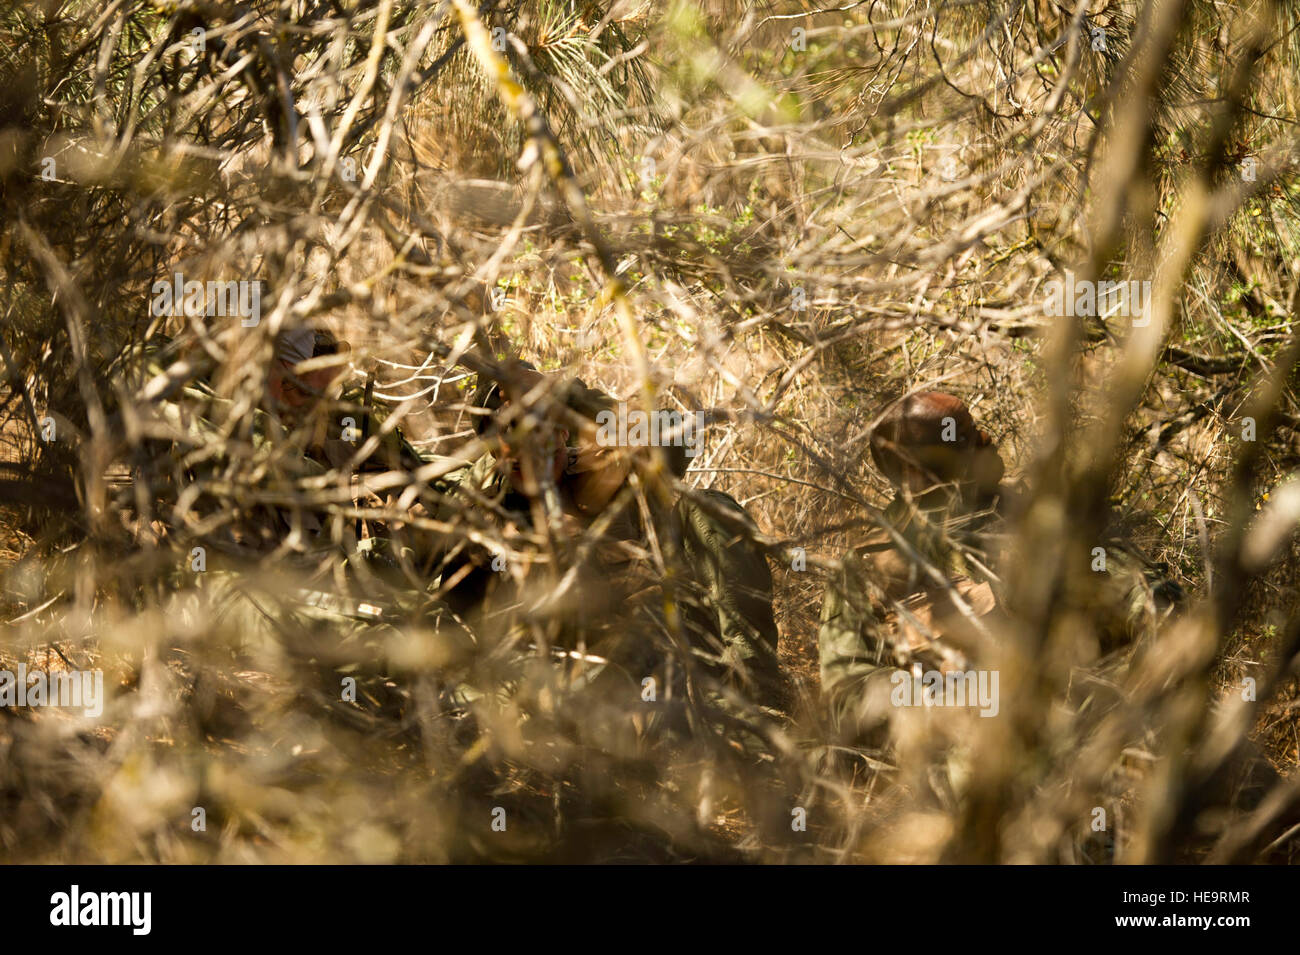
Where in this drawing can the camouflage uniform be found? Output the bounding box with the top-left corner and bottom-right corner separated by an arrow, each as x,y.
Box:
819,492 -> 1003,737
817,392 -> 1181,741
433,371 -> 784,711
128,333 -> 452,719
133,335 -> 439,562
674,487 -> 783,705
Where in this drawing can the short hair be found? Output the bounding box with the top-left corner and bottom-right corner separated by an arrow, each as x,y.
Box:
469,362 -> 537,436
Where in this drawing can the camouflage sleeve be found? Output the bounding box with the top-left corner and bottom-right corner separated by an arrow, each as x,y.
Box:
674,489 -> 785,707
330,388 -> 430,474
1092,544 -> 1183,654
818,548 -> 900,738
423,453 -> 504,617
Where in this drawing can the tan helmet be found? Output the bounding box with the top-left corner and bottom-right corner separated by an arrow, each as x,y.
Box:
870,391 -> 1004,494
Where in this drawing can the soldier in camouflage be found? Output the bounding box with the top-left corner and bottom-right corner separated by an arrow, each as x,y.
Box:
132,333 -> 783,718
818,391 -> 1179,742
128,325 -> 451,720
431,364 -> 785,712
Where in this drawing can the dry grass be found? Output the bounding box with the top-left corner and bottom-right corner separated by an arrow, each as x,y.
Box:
1,0 -> 1299,863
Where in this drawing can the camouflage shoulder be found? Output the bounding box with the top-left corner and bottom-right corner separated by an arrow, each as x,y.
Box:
334,385 -> 431,471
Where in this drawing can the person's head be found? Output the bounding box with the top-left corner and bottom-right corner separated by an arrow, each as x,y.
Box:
267,327 -> 348,423
472,363 -> 572,496
870,391 -> 1004,505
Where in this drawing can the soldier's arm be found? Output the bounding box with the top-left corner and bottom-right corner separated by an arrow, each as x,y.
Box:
819,548 -> 902,739
674,489 -> 785,707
